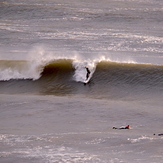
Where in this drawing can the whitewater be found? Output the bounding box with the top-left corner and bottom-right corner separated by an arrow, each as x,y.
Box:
0,0 -> 163,162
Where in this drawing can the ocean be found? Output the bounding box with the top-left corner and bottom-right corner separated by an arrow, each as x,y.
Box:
0,0 -> 163,162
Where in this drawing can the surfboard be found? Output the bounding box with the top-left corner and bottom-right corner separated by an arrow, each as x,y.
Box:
84,79 -> 89,84
83,74 -> 91,84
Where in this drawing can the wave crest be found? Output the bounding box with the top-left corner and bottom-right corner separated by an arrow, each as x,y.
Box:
0,46 -> 162,81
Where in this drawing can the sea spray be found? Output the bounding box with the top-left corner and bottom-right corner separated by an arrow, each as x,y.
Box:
0,46 -> 52,81
0,46 -> 73,81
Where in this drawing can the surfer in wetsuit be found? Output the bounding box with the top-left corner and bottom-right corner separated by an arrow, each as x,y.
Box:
113,125 -> 130,130
85,67 -> 91,80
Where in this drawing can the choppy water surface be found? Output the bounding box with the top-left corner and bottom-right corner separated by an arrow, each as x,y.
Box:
0,0 -> 163,162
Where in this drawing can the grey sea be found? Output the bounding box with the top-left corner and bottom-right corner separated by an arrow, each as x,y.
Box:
0,0 -> 163,162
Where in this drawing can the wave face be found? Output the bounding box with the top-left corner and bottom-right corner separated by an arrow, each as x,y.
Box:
0,58 -> 162,99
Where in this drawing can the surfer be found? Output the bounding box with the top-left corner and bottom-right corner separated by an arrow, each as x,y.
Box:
113,125 -> 130,130
85,67 -> 91,80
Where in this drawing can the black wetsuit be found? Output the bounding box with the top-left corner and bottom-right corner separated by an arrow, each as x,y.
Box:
85,67 -> 90,80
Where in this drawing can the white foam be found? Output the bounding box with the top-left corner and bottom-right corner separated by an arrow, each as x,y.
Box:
128,136 -> 154,143
0,133 -> 103,162
97,54 -> 137,64
72,60 -> 96,82
13,145 -> 102,163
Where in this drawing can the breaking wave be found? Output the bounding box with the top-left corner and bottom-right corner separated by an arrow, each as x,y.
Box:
0,47 -> 162,82
0,57 -> 162,97
0,47 -> 162,97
